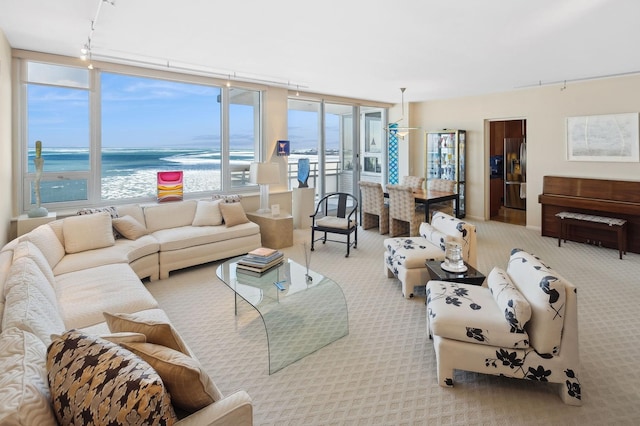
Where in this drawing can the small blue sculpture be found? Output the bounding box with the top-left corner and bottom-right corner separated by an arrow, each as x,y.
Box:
298,158 -> 310,188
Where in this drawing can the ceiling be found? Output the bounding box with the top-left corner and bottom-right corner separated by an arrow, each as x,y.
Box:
2,0 -> 640,103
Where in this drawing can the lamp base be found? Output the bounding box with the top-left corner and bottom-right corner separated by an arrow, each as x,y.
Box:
256,208 -> 271,214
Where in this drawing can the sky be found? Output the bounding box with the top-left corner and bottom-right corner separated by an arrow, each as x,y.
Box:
27,65 -> 340,152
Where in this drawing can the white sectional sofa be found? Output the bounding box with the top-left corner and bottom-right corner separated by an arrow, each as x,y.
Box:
0,198 -> 260,425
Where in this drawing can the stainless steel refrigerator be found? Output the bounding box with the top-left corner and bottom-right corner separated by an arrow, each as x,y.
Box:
504,138 -> 526,210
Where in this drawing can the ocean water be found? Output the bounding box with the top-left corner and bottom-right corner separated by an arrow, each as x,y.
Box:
29,148 -> 332,202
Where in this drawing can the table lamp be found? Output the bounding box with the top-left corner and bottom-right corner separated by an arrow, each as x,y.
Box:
250,162 -> 280,214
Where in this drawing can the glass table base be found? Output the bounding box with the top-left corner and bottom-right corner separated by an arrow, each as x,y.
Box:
217,257 -> 349,374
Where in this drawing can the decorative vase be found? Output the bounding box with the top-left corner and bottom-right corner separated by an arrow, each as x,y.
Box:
297,158 -> 310,188
28,140 -> 49,218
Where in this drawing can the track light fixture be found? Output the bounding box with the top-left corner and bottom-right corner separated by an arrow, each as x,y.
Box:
79,0 -> 115,67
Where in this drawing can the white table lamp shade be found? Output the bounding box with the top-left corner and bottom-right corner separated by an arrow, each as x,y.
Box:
250,162 -> 280,213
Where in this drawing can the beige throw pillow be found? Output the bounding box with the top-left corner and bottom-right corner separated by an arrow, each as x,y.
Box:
112,215 -> 148,240
104,311 -> 190,355
219,201 -> 250,227
121,342 -> 220,412
62,211 -> 115,254
192,199 -> 223,226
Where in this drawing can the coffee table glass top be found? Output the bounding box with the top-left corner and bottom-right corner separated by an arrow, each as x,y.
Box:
216,257 -> 349,374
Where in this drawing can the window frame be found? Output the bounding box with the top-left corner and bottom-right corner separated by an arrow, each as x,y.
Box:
16,54 -> 264,213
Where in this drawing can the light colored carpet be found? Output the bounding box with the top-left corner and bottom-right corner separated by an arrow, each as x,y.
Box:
146,220 -> 640,425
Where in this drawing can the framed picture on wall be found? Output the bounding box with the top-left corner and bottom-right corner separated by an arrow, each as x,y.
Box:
567,113 -> 639,162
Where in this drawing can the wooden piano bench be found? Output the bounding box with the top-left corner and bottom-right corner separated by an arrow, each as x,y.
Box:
556,211 -> 627,259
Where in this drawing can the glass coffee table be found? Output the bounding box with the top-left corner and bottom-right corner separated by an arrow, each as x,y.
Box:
216,257 -> 349,374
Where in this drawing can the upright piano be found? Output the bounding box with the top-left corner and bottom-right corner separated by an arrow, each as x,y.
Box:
538,176 -> 640,254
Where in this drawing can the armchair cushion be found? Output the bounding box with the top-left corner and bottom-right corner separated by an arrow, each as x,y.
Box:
427,281 -> 530,349
487,267 -> 531,334
385,237 -> 445,269
507,249 -> 567,355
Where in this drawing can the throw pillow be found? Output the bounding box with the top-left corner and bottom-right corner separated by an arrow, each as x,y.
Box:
103,312 -> 191,355
112,215 -> 148,240
62,211 -> 115,254
100,332 -> 147,345
47,330 -> 177,425
212,193 -> 242,203
487,267 -> 532,334
219,201 -> 250,227
419,222 -> 450,251
121,342 -> 220,413
77,206 -> 121,239
192,199 -> 223,226
0,327 -> 57,426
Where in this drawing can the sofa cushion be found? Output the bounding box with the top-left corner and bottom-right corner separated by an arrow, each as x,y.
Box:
384,237 -> 445,270
144,200 -> 197,233
419,222 -> 450,251
112,215 -> 148,240
0,327 -> 57,426
12,240 -> 56,288
487,267 -> 531,334
192,199 -> 224,226
53,235 -> 159,276
77,206 -> 120,239
63,211 -> 116,254
427,280 -> 530,349
55,264 -> 159,329
507,249 -> 567,355
104,311 -> 190,356
152,222 -> 259,252
3,257 -> 66,346
47,330 -> 177,425
20,224 -> 65,269
219,201 -> 250,227
121,342 -> 220,412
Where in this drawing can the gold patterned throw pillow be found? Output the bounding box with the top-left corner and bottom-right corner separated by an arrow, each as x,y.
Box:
46,330 -> 177,426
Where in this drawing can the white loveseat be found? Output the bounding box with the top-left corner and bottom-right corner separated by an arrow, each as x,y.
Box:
426,248 -> 582,405
384,212 -> 477,298
0,198 -> 261,424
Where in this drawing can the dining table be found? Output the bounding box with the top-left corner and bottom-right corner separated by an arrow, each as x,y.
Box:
384,189 -> 460,222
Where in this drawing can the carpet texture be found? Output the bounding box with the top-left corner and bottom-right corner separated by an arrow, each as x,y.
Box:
146,220 -> 640,425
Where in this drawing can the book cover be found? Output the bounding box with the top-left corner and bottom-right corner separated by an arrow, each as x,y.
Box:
248,247 -> 277,257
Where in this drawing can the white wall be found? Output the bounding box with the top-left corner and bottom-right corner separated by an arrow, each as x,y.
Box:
412,75 -> 640,229
0,30 -> 12,245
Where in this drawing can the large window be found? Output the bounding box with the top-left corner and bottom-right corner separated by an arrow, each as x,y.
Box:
20,59 -> 261,212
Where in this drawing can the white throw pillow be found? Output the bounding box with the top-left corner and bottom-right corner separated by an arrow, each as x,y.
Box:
487,267 -> 532,334
192,199 -> 223,226
419,222 -> 450,252
112,215 -> 148,240
62,211 -> 115,254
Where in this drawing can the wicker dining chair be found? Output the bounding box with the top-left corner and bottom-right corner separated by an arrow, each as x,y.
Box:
359,181 -> 389,234
427,178 -> 456,220
386,184 -> 422,237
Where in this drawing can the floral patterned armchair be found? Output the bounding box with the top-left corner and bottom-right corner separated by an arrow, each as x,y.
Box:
426,249 -> 582,405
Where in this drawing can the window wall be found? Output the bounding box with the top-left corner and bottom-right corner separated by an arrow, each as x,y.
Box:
288,98 -> 386,199
19,58 -> 261,213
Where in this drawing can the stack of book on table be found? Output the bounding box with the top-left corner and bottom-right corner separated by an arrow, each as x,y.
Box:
236,247 -> 284,275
